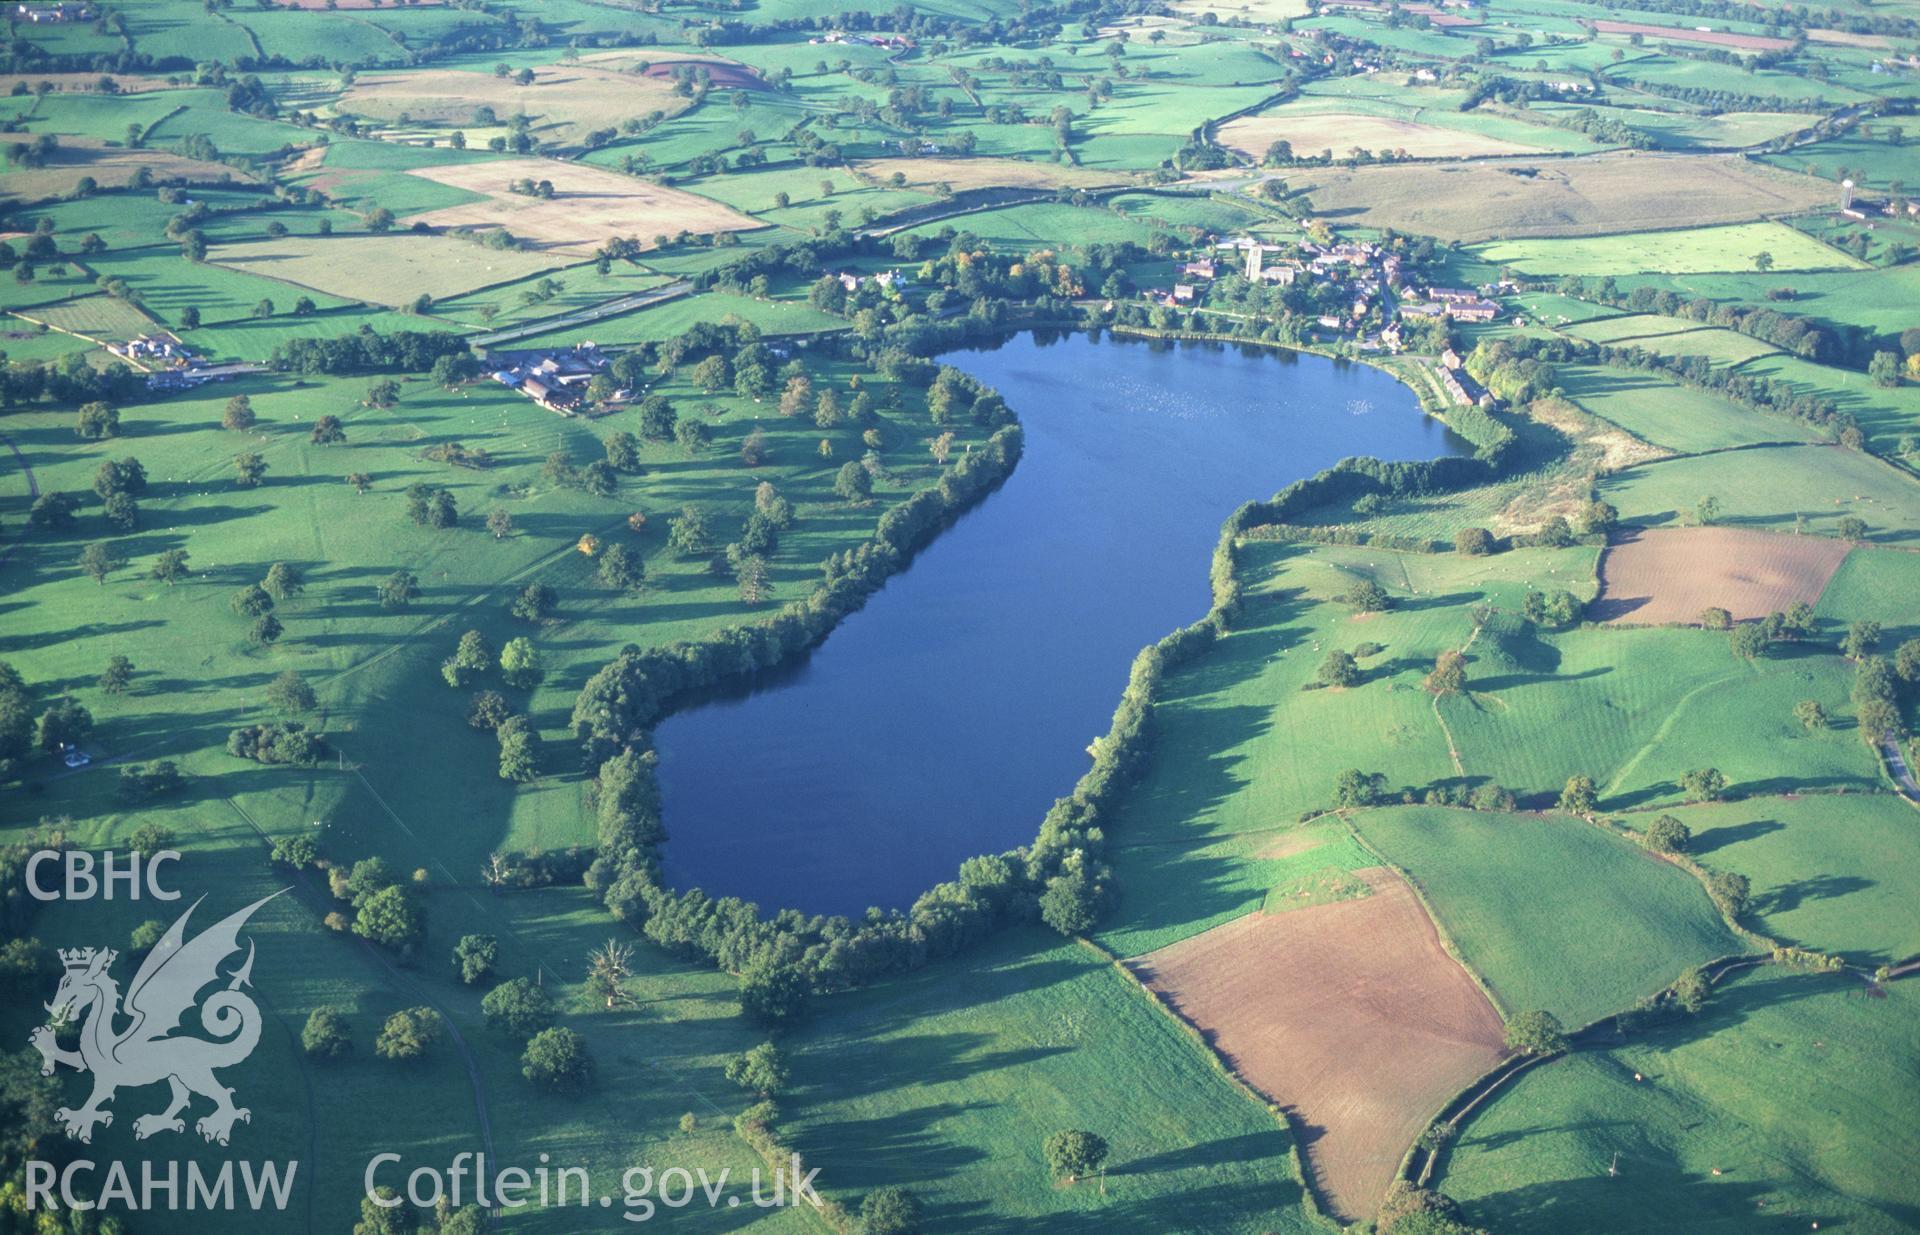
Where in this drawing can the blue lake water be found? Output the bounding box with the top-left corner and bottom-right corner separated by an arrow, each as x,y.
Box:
656,330 -> 1467,916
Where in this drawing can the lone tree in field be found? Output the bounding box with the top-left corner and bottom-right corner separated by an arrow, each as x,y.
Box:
482,977 -> 555,1039
860,1187 -> 922,1235
374,1007 -> 442,1063
522,1027 -> 595,1094
1424,649 -> 1468,697
1680,767 -> 1728,803
585,939 -> 637,1010
222,394 -> 255,431
364,378 -> 400,409
500,637 -> 542,689
310,414 -> 345,445
1455,526 -> 1493,556
99,655 -> 133,695
1731,622 -> 1770,661
1646,815 -> 1691,854
1557,774 -> 1597,815
234,451 -> 267,488
76,401 -> 119,440
79,542 -> 125,585
834,459 -> 873,504
486,508 -> 514,540
262,561 -> 303,601
151,547 -> 189,585
1794,698 -> 1829,730
1707,870 -> 1751,919
1319,648 -> 1359,688
1841,619 -> 1881,660
266,669 -> 316,714
1043,1130 -> 1109,1184
1342,579 -> 1390,612
378,570 -> 419,610
1698,606 -> 1732,631
724,1041 -> 789,1098
1334,767 -> 1387,808
443,630 -> 492,688
453,934 -> 498,986
301,1007 -> 353,1061
1503,1010 -> 1567,1056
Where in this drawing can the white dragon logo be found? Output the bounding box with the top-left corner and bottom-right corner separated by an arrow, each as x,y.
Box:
30,891 -> 281,1146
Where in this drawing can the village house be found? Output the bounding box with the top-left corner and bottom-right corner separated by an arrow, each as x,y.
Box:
1445,299 -> 1501,322
13,2 -> 94,21
1180,258 -> 1217,280
1172,283 -> 1196,304
1426,286 -> 1481,304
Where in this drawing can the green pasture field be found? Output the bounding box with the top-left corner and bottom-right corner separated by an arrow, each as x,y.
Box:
20,292 -> 156,341
1352,806 -> 1744,1025
904,202 -> 1159,252
1445,971 -> 1920,1235
1446,616 -> 1881,808
1558,364 -> 1822,453
184,306 -> 471,363
208,233 -> 574,307
1815,546 -> 1920,635
16,187 -> 274,253
1784,209 -> 1920,268
115,0 -> 259,60
1607,264 -> 1920,339
1514,293 -> 1627,327
142,96 -> 318,159
1606,55 -> 1875,107
0,350 -> 994,1230
1475,221 -> 1867,275
1620,794 -> 1920,965
1102,820 -> 1384,959
1761,130 -> 1920,192
81,245 -> 359,328
1601,445 -> 1920,545
504,290 -> 844,348
12,88 -> 197,143
430,260 -> 672,329
1739,353 -> 1920,455
1613,106 -> 1814,150
0,320 -> 99,363
1589,324 -> 1783,365
1107,192 -> 1267,236
226,8 -> 410,65
782,928 -> 1324,1234
1092,541 -> 1595,958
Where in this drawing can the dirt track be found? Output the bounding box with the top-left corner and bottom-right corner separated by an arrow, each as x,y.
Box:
1129,868 -> 1506,1221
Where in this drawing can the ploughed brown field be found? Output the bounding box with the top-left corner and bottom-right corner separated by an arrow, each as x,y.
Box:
1128,867 -> 1506,1222
1593,527 -> 1851,625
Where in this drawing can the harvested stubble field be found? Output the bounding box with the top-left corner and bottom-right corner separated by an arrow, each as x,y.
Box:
1128,867 -> 1507,1223
0,138 -> 254,201
208,232 -> 571,305
1218,111 -> 1544,160
1292,153 -> 1830,241
1592,526 -> 1851,625
337,65 -> 687,147
400,157 -> 762,255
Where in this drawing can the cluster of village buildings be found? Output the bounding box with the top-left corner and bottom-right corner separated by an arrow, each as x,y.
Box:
1168,235 -> 1500,331
10,2 -> 93,22
1156,235 -> 1508,408
110,335 -> 254,391
490,342 -> 620,415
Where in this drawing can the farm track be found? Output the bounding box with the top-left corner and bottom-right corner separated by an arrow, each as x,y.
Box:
0,430 -> 41,568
